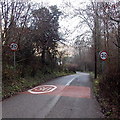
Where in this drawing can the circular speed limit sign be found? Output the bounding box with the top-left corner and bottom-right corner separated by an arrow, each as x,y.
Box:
10,42 -> 18,51
99,51 -> 108,61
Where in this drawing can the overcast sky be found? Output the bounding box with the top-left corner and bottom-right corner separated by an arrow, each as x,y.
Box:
32,0 -> 120,44
30,0 -> 118,56
32,0 -> 90,6
31,0 -> 118,45
31,0 -> 91,46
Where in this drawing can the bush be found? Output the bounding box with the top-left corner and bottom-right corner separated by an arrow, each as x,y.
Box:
64,63 -> 79,72
96,63 -> 120,118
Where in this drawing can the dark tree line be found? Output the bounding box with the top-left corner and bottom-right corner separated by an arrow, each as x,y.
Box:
1,1 -> 63,81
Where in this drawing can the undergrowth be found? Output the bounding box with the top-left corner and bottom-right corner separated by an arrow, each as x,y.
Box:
93,75 -> 119,119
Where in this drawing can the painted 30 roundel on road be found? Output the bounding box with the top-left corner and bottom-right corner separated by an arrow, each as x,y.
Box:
28,85 -> 57,94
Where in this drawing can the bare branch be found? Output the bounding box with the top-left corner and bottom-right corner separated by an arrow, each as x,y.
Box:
113,42 -> 120,48
110,17 -> 120,23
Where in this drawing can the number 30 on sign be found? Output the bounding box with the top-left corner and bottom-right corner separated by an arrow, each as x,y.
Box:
10,42 -> 18,51
99,51 -> 108,61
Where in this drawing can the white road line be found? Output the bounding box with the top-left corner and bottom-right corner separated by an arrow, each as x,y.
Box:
35,76 -> 77,118
65,77 -> 75,86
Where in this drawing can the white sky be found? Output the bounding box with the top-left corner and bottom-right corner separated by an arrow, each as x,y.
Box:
30,0 -> 118,56
32,0 -> 90,6
32,0 -> 91,44
30,0 -> 92,56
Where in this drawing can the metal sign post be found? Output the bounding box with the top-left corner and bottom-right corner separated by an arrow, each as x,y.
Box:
99,51 -> 108,73
10,42 -> 18,78
14,51 -> 16,70
102,60 -> 105,73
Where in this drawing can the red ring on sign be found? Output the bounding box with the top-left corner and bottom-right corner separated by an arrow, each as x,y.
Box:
99,50 -> 108,61
10,42 -> 18,51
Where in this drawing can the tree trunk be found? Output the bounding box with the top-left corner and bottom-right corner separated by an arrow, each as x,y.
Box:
117,23 -> 120,72
41,48 -> 45,65
93,30 -> 97,79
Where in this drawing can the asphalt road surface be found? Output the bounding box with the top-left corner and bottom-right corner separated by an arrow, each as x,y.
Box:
2,72 -> 104,118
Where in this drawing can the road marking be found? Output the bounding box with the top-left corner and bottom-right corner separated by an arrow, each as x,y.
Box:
42,85 -> 91,98
24,76 -> 91,98
28,85 -> 57,94
33,77 -> 76,118
65,77 -> 75,86
35,94 -> 61,118
36,76 -> 76,118
25,85 -> 90,98
22,77 -> 91,118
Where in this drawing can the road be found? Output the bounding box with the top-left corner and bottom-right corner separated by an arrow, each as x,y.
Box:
2,72 -> 104,118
